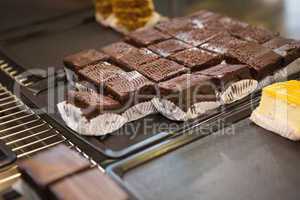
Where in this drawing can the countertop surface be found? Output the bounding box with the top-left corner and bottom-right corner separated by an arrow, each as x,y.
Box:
0,1 -> 300,199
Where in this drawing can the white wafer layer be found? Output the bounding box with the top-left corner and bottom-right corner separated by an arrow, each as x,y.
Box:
57,100 -> 157,136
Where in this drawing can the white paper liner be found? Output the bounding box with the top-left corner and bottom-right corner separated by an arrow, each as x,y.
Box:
122,101 -> 158,122
100,12 -> 163,34
220,79 -> 258,104
74,81 -> 99,94
57,101 -> 127,136
58,100 -> 157,136
152,98 -> 220,122
64,67 -> 78,87
250,110 -> 300,141
186,101 -> 221,119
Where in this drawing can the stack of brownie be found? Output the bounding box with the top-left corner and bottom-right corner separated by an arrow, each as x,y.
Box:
18,145 -> 128,200
60,10 -> 300,134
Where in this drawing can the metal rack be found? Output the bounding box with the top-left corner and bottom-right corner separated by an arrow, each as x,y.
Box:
0,60 -> 33,87
0,83 -> 104,191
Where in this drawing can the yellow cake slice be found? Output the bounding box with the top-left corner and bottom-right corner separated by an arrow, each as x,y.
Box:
94,0 -> 113,19
250,80 -> 300,140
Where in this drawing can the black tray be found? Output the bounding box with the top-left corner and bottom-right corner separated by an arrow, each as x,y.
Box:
107,98 -> 300,200
0,5 -> 262,161
1,0 -> 299,163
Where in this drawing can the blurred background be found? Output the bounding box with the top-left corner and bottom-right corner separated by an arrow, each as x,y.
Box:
1,0 -> 299,38
0,0 -> 299,72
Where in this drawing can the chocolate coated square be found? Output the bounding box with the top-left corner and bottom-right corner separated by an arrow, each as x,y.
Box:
263,37 -> 300,65
105,71 -> 155,104
102,42 -> 137,60
138,58 -> 188,82
116,48 -> 160,70
158,74 -> 217,111
219,17 -> 278,44
126,28 -> 171,46
197,63 -> 252,88
170,48 -> 222,71
78,62 -> 125,88
148,39 -> 192,57
67,90 -> 122,119
63,49 -> 109,71
175,28 -> 222,46
228,42 -> 283,79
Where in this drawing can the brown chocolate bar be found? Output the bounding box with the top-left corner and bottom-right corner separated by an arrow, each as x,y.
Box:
148,39 -> 192,57
200,33 -> 245,56
49,168 -> 129,200
197,63 -> 252,89
63,49 -> 109,71
228,42 -> 283,79
78,61 -> 125,90
102,42 -> 137,61
169,48 -> 222,71
126,28 -> 171,46
263,37 -> 300,65
117,48 -> 160,71
158,74 -> 217,111
105,71 -> 155,104
18,145 -> 90,197
67,91 -> 122,119
138,58 -> 188,82
219,17 -> 278,44
155,18 -> 195,36
189,10 -> 223,23
175,28 -> 222,46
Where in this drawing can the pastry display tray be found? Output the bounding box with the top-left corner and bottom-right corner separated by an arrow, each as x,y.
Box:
0,8 -> 261,161
0,2 -> 299,162
107,98 -> 300,200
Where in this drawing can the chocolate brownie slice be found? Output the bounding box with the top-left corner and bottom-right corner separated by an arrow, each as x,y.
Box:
158,73 -> 217,111
197,63 -> 252,89
175,28 -> 222,47
67,90 -> 122,119
148,39 -> 192,57
78,62 -> 125,90
169,48 -> 222,71
102,42 -> 137,61
228,42 -> 283,79
63,49 -> 109,71
263,37 -> 300,65
105,71 -> 155,104
117,48 -> 160,70
138,58 -> 188,82
126,28 -> 171,46
200,33 -> 245,56
219,17 -> 278,44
